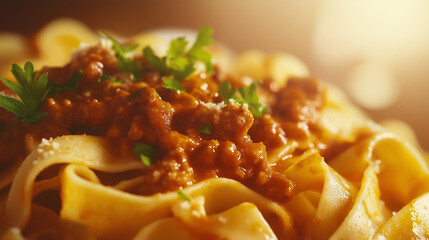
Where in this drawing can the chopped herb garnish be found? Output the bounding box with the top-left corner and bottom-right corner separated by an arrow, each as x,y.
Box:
162,76 -> 184,92
0,62 -> 84,123
168,37 -> 188,59
100,31 -> 142,82
177,190 -> 191,201
167,37 -> 194,81
187,26 -> 214,74
110,79 -> 125,84
0,61 -> 51,123
97,74 -> 110,82
219,80 -> 266,118
133,143 -> 155,166
49,69 -> 83,95
143,46 -> 168,75
169,57 -> 194,81
143,27 -> 214,91
97,74 -> 124,84
219,81 -> 237,104
238,82 -> 267,118
199,125 -> 211,134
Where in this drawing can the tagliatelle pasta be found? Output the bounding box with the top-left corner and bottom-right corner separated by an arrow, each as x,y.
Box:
0,19 -> 429,240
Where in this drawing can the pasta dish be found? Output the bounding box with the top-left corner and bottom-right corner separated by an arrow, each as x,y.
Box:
0,19 -> 429,240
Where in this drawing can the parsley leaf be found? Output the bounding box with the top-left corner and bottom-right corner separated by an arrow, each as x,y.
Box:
100,31 -> 142,81
219,81 -> 237,104
169,57 -> 194,81
219,80 -> 266,118
168,37 -> 195,80
133,143 -> 155,166
238,82 -> 267,118
49,69 -> 83,95
187,27 -> 214,74
143,46 -> 168,75
168,37 -> 188,59
110,79 -> 125,84
0,61 -> 51,123
97,74 -> 124,84
143,27 -> 214,91
97,74 -> 110,82
162,76 -> 184,91
199,125 -> 211,134
177,190 -> 191,201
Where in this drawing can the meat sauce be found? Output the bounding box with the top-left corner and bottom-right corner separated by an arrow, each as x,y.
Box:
0,44 -> 325,203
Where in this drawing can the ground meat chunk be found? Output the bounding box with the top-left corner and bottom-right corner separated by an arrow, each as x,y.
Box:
214,101 -> 254,142
271,78 -> 324,139
249,115 -> 288,150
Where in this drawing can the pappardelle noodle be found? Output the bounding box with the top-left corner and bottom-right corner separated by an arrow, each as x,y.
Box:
1,19 -> 429,240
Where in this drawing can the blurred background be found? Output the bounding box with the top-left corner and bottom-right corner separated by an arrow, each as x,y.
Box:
1,0 -> 428,149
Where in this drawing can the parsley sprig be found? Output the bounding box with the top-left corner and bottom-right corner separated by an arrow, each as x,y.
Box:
133,142 -> 155,166
0,62 -> 50,123
100,31 -> 142,82
144,27 -> 214,91
97,74 -> 125,84
97,74 -> 110,83
199,125 -> 211,134
0,61 -> 82,123
99,27 -> 214,91
142,47 -> 168,75
219,81 -> 267,118
177,190 -> 191,201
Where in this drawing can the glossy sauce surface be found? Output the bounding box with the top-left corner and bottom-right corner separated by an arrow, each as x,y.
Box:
0,44 -> 326,203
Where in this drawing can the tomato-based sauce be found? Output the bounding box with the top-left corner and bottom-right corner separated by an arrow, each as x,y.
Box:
0,44 -> 326,203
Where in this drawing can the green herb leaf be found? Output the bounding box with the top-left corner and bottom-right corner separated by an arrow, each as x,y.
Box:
133,143 -> 155,166
118,58 -> 142,82
121,44 -> 139,53
97,74 -> 110,82
187,27 -> 214,74
0,61 -> 51,123
143,46 -> 169,75
0,78 -> 22,96
219,80 -> 266,118
97,74 -> 124,85
100,31 -> 142,81
0,95 -> 27,117
162,76 -> 184,91
199,125 -> 211,134
142,27 -> 214,91
110,79 -> 125,84
168,37 -> 188,59
167,37 -> 195,80
17,111 -> 47,123
219,81 -> 237,104
49,69 -> 83,95
100,31 -> 137,56
170,58 -> 195,80
177,190 -> 191,201
238,82 -> 266,118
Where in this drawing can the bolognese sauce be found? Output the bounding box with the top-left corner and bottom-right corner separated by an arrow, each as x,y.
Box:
0,41 -> 326,204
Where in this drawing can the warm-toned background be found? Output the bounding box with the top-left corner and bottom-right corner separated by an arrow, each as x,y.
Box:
1,0 -> 429,149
